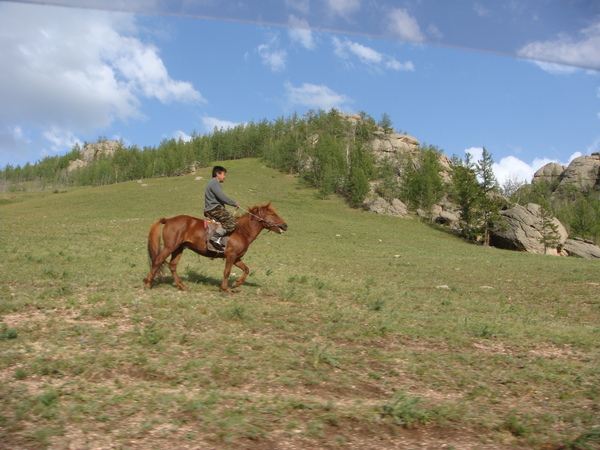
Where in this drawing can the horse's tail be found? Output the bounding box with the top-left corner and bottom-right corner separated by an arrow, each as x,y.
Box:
147,218 -> 167,276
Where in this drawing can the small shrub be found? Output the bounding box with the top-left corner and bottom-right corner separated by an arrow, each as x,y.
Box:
0,323 -> 18,340
382,392 -> 432,427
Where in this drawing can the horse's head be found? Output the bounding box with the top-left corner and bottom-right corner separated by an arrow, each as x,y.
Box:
252,203 -> 288,234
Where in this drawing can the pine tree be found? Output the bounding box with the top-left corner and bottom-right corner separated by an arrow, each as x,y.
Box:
378,113 -> 394,134
475,147 -> 501,246
539,206 -> 562,253
451,153 -> 481,240
345,165 -> 369,207
401,150 -> 445,211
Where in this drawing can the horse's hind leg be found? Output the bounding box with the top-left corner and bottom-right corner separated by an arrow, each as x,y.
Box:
145,249 -> 169,289
145,246 -> 177,289
168,246 -> 188,291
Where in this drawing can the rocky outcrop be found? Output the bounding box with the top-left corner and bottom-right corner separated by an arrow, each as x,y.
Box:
371,131 -> 420,157
364,196 -> 409,218
489,203 -> 568,255
558,153 -> 600,191
435,210 -> 461,228
532,162 -> 565,184
533,153 -> 600,192
82,140 -> 122,162
68,141 -> 123,172
419,204 -> 461,228
564,238 -> 600,259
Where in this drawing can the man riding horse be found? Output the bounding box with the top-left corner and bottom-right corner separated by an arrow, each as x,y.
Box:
204,165 -> 240,251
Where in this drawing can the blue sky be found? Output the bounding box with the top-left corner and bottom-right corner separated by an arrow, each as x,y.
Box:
1,0 -> 599,186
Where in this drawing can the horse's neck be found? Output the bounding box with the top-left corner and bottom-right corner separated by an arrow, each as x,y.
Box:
235,214 -> 262,241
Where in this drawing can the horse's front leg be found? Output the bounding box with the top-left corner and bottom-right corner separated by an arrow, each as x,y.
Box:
232,259 -> 249,289
221,256 -> 237,293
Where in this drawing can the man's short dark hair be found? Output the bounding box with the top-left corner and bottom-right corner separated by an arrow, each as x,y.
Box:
212,166 -> 227,177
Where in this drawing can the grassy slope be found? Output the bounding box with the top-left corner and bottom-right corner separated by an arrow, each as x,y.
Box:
1,158 -> 599,449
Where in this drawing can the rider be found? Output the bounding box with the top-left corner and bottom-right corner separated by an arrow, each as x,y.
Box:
204,165 -> 240,250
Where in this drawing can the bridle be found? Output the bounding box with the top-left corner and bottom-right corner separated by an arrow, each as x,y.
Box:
239,206 -> 286,232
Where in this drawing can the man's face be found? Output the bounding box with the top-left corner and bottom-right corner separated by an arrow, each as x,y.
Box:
216,171 -> 227,182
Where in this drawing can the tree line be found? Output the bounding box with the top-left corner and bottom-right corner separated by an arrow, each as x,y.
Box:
1,109 -> 598,244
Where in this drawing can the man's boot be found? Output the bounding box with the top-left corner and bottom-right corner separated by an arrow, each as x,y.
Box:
209,230 -> 225,251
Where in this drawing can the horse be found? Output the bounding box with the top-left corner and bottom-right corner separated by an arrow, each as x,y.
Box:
144,203 -> 287,293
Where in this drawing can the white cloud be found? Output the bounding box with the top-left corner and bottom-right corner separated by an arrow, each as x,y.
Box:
257,35 -> 287,72
386,8 -> 425,43
326,0 -> 361,20
0,2 -> 202,161
518,22 -> 600,71
494,155 -> 537,185
288,15 -> 315,50
284,82 -> 352,111
332,37 -> 414,71
111,40 -> 201,104
202,116 -> 240,132
333,37 -> 382,65
42,127 -> 83,154
465,147 -> 584,186
174,130 -> 192,142
385,59 -> 415,71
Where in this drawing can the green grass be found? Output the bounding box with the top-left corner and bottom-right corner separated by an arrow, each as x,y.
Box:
1,158 -> 599,448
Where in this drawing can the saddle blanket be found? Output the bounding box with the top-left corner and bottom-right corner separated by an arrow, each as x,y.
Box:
203,219 -> 228,252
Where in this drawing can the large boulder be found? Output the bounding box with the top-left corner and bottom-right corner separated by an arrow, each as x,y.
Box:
435,210 -> 460,228
371,131 -> 420,158
558,153 -> 600,192
532,162 -> 566,184
364,196 -> 409,218
489,203 -> 568,255
81,140 -> 122,162
68,141 -> 123,172
564,238 -> 600,259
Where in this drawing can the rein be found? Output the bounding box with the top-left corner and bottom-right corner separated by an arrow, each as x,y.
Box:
239,206 -> 283,230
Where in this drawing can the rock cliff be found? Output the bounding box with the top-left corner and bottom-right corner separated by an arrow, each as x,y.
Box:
533,153 -> 600,192
68,141 -> 123,172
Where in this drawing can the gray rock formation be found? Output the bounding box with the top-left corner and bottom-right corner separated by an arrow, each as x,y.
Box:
532,153 -> 600,192
564,238 -> 600,259
68,141 -> 123,172
435,210 -> 461,228
371,131 -> 420,157
558,153 -> 600,191
532,162 -> 566,184
364,196 -> 409,218
490,203 -> 568,255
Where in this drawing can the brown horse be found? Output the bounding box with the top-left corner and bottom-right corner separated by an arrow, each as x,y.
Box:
144,203 -> 288,293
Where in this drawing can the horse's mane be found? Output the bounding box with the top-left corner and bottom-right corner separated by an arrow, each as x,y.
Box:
243,203 -> 275,217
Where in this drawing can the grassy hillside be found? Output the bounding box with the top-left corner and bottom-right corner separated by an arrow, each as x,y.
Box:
1,158 -> 599,449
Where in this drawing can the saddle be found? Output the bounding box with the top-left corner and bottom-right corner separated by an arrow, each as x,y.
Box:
204,219 -> 229,253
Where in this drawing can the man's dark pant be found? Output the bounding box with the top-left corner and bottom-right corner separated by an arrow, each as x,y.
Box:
205,206 -> 237,233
